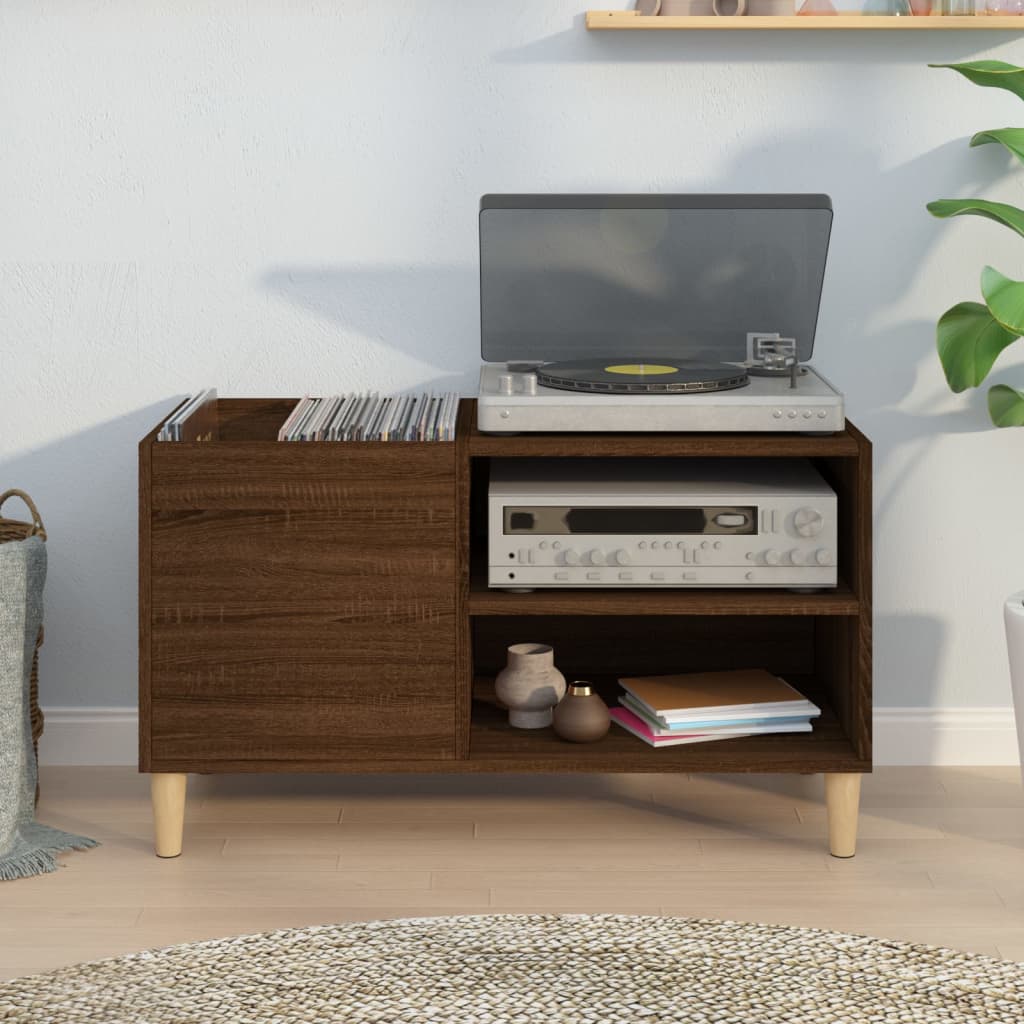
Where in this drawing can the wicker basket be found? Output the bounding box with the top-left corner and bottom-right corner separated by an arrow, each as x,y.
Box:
0,490 -> 47,783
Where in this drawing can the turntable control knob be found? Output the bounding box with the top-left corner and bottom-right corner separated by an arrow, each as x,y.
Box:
587,549 -> 606,566
789,549 -> 807,566
793,507 -> 824,538
815,548 -> 834,566
612,549 -> 631,566
563,549 -> 580,566
498,374 -> 515,396
764,549 -> 781,566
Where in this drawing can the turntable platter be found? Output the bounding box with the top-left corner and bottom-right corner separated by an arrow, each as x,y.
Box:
536,359 -> 749,395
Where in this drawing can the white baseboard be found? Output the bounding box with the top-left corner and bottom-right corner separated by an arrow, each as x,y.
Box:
37,707 -> 138,767
873,707 -> 1021,767
36,705 -> 1023,768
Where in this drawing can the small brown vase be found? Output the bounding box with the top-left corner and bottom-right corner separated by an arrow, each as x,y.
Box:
552,682 -> 611,743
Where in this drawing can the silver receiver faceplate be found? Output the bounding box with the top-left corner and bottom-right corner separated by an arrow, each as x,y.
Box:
488,459 -> 838,590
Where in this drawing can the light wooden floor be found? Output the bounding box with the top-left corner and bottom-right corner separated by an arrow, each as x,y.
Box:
2,766 -> 1024,980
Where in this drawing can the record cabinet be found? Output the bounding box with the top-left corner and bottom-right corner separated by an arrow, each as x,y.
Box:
139,398 -> 871,859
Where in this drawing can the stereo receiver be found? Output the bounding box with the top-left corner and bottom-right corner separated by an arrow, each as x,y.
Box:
488,459 -> 837,590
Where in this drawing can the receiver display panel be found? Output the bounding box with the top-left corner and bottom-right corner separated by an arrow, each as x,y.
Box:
503,506 -> 757,535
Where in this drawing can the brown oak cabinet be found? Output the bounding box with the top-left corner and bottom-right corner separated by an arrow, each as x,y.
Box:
140,398 -> 871,858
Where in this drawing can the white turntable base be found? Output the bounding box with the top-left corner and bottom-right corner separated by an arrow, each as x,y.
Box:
477,364 -> 845,434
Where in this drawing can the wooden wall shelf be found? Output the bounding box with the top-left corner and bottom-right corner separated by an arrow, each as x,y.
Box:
139,398 -> 872,858
587,11 -> 1024,29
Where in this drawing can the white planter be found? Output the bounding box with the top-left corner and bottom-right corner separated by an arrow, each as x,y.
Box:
1004,590 -> 1024,780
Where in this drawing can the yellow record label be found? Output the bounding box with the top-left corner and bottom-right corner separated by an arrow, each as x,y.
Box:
604,363 -> 679,376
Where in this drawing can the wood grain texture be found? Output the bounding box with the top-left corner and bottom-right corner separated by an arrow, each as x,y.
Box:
26,765 -> 1020,981
140,399 -> 871,778
455,401 -> 473,759
142,401 -> 460,770
469,580 -> 860,617
138,434 -> 153,771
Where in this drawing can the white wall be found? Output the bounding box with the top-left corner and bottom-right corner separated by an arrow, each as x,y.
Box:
2,1 -> 1024,714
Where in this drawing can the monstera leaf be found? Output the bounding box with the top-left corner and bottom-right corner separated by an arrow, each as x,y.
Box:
988,384 -> 1024,426
936,301 -> 1019,392
981,265 -> 1024,334
929,61 -> 1024,101
970,128 -> 1024,163
927,199 -> 1024,240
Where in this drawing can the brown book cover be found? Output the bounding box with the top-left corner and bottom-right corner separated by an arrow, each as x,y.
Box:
618,669 -> 811,718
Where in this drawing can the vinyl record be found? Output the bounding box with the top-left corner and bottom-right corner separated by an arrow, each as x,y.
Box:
536,359 -> 749,395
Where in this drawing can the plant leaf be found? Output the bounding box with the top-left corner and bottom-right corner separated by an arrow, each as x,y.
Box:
970,128 -> 1024,163
988,384 -> 1024,426
981,265 -> 1024,334
936,301 -> 1020,392
930,61 -> 1024,101
927,198 -> 1024,240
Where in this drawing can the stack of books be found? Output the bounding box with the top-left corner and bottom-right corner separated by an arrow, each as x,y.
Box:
279,392 -> 459,442
609,669 -> 820,747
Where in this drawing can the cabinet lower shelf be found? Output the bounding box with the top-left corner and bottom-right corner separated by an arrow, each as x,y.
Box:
468,677 -> 866,773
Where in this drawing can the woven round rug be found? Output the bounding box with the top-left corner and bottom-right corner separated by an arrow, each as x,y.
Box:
1,914 -> 1022,1023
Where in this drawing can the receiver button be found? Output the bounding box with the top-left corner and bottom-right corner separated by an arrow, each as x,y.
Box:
789,549 -> 806,566
714,513 -> 747,528
563,549 -> 580,566
612,549 -> 631,566
764,549 -> 781,565
587,549 -> 605,566
815,548 -> 834,566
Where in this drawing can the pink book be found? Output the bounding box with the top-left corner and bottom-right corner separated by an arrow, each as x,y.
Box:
609,707 -> 749,748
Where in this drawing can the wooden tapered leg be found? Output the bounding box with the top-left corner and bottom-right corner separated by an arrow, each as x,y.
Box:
824,773 -> 861,858
151,773 -> 187,858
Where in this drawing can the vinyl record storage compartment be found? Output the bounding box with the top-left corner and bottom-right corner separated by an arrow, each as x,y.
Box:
139,398 -> 871,854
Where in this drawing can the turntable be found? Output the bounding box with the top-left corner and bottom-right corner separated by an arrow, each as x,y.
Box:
476,194 -> 843,433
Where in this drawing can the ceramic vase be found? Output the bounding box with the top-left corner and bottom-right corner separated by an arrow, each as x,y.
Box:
1004,591 -> 1024,784
553,682 -> 611,743
495,644 -> 566,729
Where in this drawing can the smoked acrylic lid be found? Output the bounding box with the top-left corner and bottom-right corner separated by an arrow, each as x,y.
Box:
478,194 -> 833,368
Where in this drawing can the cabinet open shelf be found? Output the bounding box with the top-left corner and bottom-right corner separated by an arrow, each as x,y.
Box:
470,677 -> 861,772
468,577 -> 860,616
586,11 -> 1024,29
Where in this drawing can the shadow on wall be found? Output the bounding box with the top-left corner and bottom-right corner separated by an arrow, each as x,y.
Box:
0,402 -> 177,707
874,612 -> 945,719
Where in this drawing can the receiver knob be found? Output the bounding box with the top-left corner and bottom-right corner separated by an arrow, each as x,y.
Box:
793,507 -> 824,538
764,549 -> 781,565
815,548 -> 834,566
587,549 -> 606,566
611,549 -> 631,566
789,549 -> 807,566
563,549 -> 580,566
